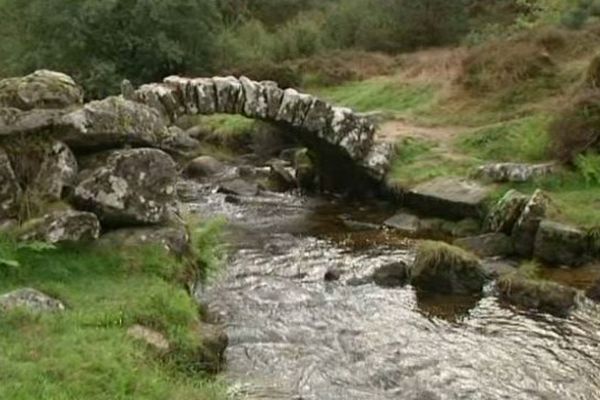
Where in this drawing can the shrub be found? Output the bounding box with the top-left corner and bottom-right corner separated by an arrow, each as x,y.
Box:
460,37 -> 556,92
586,54 -> 600,88
549,90 -> 600,162
575,152 -> 600,184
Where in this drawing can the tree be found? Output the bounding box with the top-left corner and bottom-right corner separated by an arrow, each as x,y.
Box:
0,0 -> 221,98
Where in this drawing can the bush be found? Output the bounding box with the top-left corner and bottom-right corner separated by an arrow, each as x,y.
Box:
461,37 -> 556,92
549,90 -> 600,162
586,54 -> 600,88
0,0 -> 220,99
575,152 -> 600,184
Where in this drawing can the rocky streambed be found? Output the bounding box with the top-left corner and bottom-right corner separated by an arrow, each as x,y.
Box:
181,163 -> 600,400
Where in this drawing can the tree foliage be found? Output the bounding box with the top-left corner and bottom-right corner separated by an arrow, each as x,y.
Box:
0,0 -> 220,98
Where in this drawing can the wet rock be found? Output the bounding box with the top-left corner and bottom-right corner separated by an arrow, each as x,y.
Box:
533,220 -> 590,266
0,288 -> 65,313
475,162 -> 556,183
217,179 -> 260,197
184,156 -> 227,179
411,241 -> 486,294
0,70 -> 83,110
454,233 -> 514,258
193,322 -> 228,373
0,108 -> 63,136
585,279 -> 600,302
268,161 -> 296,192
372,262 -> 410,287
18,210 -> 100,244
324,268 -> 343,282
512,190 -> 549,257
74,148 -> 177,226
56,96 -> 169,151
0,148 -> 22,219
405,177 -> 491,220
127,324 -> 170,351
293,148 -> 317,191
497,275 -> 578,317
384,211 -> 420,236
481,259 -> 518,279
484,189 -> 528,234
97,225 -> 189,256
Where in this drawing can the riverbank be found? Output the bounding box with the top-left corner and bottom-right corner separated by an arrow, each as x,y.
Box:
0,223 -> 227,399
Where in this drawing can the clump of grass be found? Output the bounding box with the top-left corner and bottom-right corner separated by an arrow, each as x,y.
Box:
460,36 -> 557,92
457,114 -> 552,162
411,240 -> 485,294
0,232 -> 227,399
575,152 -> 600,185
188,217 -> 227,281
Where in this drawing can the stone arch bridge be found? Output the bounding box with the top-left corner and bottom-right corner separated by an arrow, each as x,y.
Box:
128,76 -> 392,181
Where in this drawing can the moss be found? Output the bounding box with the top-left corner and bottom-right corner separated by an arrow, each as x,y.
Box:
411,240 -> 486,294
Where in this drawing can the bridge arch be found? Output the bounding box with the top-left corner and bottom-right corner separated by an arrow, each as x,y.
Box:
128,76 -> 391,181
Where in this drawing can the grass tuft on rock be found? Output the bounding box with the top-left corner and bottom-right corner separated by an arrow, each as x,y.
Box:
0,221 -> 227,400
411,240 -> 486,294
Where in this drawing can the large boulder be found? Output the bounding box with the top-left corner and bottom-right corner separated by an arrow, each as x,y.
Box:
0,288 -> 65,313
454,233 -> 514,258
74,148 -> 177,226
483,189 -> 528,234
404,177 -> 492,220
18,210 -> 100,244
384,211 -> 421,236
0,70 -> 83,110
533,220 -> 591,266
410,241 -> 487,294
512,190 -> 549,257
0,149 -> 22,219
55,96 -> 169,150
497,275 -> 578,317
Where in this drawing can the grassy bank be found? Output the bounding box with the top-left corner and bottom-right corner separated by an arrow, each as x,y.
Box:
311,24 -> 600,228
0,222 -> 227,400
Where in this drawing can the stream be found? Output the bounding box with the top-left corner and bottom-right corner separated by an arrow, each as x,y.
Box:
182,173 -> 600,400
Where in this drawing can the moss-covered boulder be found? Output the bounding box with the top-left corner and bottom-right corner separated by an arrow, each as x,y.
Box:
410,241 -> 487,294
497,275 -> 578,317
97,225 -> 190,257
512,190 -> 549,257
0,70 -> 83,111
56,96 -> 169,151
74,148 -> 177,226
18,210 -> 100,244
0,108 -> 63,136
484,189 -> 528,234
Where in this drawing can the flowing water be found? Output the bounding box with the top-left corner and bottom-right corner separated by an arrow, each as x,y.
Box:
182,179 -> 600,400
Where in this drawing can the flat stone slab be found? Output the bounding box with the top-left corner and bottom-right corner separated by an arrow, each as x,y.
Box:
405,177 -> 492,220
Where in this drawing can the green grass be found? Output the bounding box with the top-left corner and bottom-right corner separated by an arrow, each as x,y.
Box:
388,137 -> 476,186
456,113 -> 552,163
313,78 -> 436,116
0,224 -> 227,400
196,114 -> 257,136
